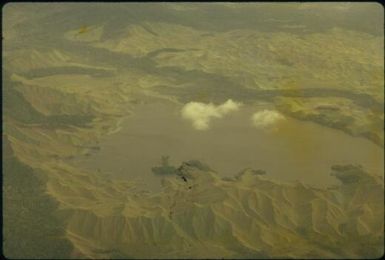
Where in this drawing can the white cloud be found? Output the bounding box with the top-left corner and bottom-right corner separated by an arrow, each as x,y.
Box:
251,110 -> 285,129
181,99 -> 242,130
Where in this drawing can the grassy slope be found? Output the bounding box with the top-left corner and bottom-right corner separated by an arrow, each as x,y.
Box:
2,138 -> 73,259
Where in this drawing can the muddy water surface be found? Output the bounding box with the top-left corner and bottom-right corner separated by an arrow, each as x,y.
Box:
77,101 -> 384,191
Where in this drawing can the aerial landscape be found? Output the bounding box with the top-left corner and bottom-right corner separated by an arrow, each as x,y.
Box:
2,3 -> 384,259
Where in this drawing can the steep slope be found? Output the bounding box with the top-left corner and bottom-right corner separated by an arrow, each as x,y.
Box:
59,162 -> 384,259
2,137 -> 73,259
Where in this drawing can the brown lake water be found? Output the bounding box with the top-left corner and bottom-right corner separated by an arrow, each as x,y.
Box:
77,101 -> 384,191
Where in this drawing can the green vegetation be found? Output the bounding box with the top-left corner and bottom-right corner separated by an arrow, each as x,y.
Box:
151,155 -> 178,175
2,139 -> 73,259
